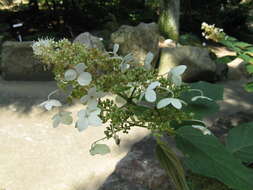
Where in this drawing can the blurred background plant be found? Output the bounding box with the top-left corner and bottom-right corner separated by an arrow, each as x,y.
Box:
0,0 -> 252,41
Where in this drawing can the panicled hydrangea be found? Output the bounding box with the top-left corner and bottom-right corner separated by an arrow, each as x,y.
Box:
201,22 -> 225,42
32,38 -> 54,56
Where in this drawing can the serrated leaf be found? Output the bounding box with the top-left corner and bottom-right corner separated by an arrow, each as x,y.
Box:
176,126 -> 253,190
90,144 -> 110,156
226,122 -> 253,163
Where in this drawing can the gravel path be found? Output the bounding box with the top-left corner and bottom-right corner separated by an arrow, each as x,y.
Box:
0,77 -> 252,190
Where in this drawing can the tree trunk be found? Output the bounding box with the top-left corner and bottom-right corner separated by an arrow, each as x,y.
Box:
158,0 -> 180,41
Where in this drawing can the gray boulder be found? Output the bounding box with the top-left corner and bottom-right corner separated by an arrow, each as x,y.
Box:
111,22 -> 160,65
158,46 -> 216,82
73,32 -> 105,51
1,41 -> 53,81
99,136 -> 177,190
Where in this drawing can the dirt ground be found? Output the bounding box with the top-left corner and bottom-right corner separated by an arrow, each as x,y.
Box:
0,76 -> 252,190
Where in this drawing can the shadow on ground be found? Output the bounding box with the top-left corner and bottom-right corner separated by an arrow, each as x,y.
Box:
0,77 -> 69,113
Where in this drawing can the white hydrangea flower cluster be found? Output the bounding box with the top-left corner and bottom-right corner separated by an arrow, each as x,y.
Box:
201,22 -> 225,42
35,40 -> 213,138
32,38 -> 54,56
140,65 -> 212,110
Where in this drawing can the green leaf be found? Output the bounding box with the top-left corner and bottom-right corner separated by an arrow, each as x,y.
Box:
234,42 -> 252,49
182,99 -> 220,119
238,54 -> 253,64
189,82 -> 224,101
156,139 -> 190,190
244,82 -> 253,92
246,64 -> 253,74
226,122 -> 253,163
90,144 -> 110,156
220,40 -> 234,49
245,46 -> 253,51
175,126 -> 253,190
220,40 -> 241,52
180,82 -> 222,119
215,56 -> 236,64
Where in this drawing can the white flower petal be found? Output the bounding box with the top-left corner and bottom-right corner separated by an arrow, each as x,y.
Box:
52,114 -> 61,128
171,65 -> 187,75
80,95 -> 88,103
74,63 -> 87,74
53,118 -> 61,128
77,109 -> 86,118
157,98 -> 172,109
139,92 -> 145,101
144,52 -> 154,70
88,87 -> 97,95
192,125 -> 212,135
145,89 -> 156,102
113,44 -> 119,55
88,114 -> 102,127
115,95 -> 127,107
120,63 -> 130,72
77,118 -> 89,131
147,81 -> 160,90
191,96 -> 213,102
123,53 -> 134,64
40,99 -> 62,110
170,98 -> 182,109
87,100 -> 99,110
172,75 -> 182,86
64,69 -> 77,81
77,72 -> 92,86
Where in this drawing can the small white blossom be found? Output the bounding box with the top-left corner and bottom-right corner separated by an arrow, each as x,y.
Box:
157,98 -> 183,109
144,52 -> 154,70
64,69 -> 77,81
77,72 -> 92,86
80,87 -> 104,106
76,106 -> 102,131
141,81 -> 160,103
113,44 -> 119,56
32,38 -> 54,56
39,99 -> 62,110
169,65 -> 187,86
